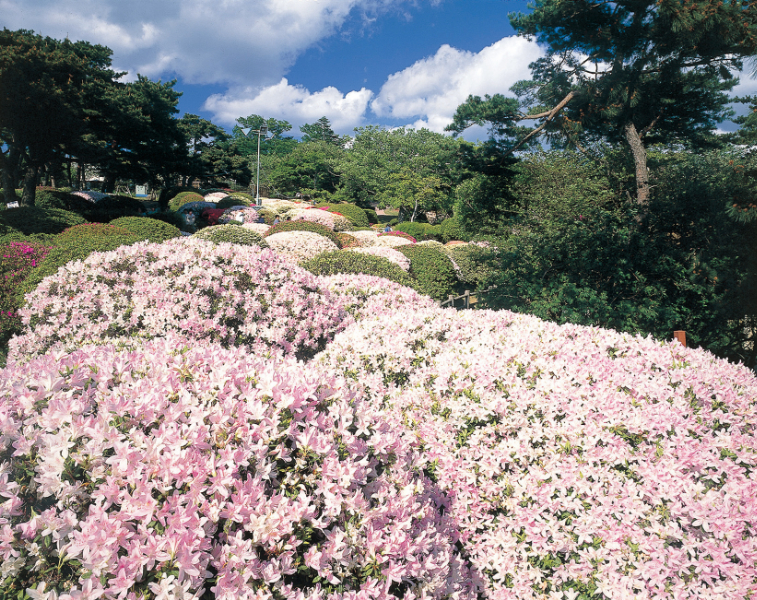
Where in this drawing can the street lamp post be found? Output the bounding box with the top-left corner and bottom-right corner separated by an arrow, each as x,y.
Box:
240,125 -> 268,206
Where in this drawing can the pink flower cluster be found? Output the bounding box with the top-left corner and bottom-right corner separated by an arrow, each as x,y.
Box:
0,241 -> 50,338
316,307 -> 757,599
8,238 -> 348,362
287,209 -> 350,231
220,208 -> 262,225
265,232 -> 339,265
378,232 -> 417,244
4,238 -> 757,599
1,336 -> 473,599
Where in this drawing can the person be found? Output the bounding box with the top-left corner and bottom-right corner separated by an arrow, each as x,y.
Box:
273,215 -> 280,226
384,224 -> 392,233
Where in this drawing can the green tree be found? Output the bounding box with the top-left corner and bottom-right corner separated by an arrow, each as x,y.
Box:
337,126 -> 460,215
448,0 -> 757,206
233,115 -> 297,157
300,117 -> 344,145
264,140 -> 344,196
0,28 -> 123,205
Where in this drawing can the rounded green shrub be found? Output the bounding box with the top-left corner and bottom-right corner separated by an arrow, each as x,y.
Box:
0,206 -> 86,236
397,244 -> 459,301
193,225 -> 269,248
109,216 -> 182,243
395,222 -> 443,241
145,211 -> 186,231
302,250 -> 416,289
0,231 -> 57,246
18,233 -> 142,303
168,192 -> 205,212
265,220 -> 344,248
56,223 -> 136,243
363,208 -> 379,224
440,216 -> 466,243
258,209 -> 276,226
327,203 -> 370,228
216,196 -> 252,209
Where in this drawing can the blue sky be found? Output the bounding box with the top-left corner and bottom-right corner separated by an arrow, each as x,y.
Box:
1,0 -> 753,138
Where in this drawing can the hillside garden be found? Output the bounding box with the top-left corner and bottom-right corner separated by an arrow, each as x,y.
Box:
2,2 -> 757,598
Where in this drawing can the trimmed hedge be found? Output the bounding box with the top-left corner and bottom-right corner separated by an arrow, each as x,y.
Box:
315,203 -> 370,228
258,209 -> 276,226
0,207 -> 86,236
364,208 -> 379,224
216,196 -> 252,209
193,225 -> 270,248
302,250 -> 417,289
397,244 -> 459,301
394,222 -> 443,241
109,216 -> 182,243
168,192 -> 205,212
265,220 -> 344,248
440,216 -> 466,243
17,233 -> 143,303
144,211 -> 186,231
335,232 -> 361,249
0,232 -> 57,246
56,223 -> 135,243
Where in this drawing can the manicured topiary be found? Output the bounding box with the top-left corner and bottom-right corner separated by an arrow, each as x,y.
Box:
258,208 -> 276,225
17,231 -> 143,303
395,221 -> 443,241
193,224 -> 269,248
0,206 -> 86,236
364,208 -> 379,224
318,203 -> 370,228
397,244 -> 459,301
109,216 -> 182,243
302,250 -> 417,289
56,223 -> 136,243
440,216 -> 466,243
335,232 -> 361,248
144,211 -> 185,231
168,191 -> 205,212
0,231 -> 57,246
215,196 -> 252,209
83,195 -> 144,223
265,220 -> 344,248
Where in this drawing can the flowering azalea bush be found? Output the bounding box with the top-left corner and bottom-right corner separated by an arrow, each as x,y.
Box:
0,241 -> 50,343
316,306 -> 757,599
265,232 -> 338,265
9,238 -> 349,362
220,208 -> 263,225
378,231 -> 417,244
374,235 -> 413,249
344,247 -> 411,271
242,223 -> 272,235
203,191 -> 230,202
285,209 -> 352,232
348,230 -> 380,247
0,336 -> 474,600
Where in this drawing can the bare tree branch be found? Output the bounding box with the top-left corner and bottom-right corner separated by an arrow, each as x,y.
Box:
505,91 -> 577,156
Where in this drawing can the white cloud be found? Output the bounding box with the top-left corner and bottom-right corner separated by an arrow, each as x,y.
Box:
204,78 -> 373,132
370,36 -> 544,133
0,0 -> 421,86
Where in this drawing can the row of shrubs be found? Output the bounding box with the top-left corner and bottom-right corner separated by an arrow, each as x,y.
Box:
391,218 -> 467,244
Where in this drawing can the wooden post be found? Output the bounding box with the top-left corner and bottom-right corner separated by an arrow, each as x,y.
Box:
464,289 -> 470,309
674,331 -> 687,347
448,295 -> 454,308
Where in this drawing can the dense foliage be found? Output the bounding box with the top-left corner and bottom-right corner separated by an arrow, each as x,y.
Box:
397,244 -> 459,301
107,216 -> 182,243
0,206 -> 86,236
0,240 -> 50,345
302,250 -> 417,290
193,224 -> 270,248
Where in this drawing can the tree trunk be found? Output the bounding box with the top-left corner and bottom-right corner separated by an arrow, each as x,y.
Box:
0,153 -> 16,205
20,164 -> 38,207
623,122 -> 650,206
